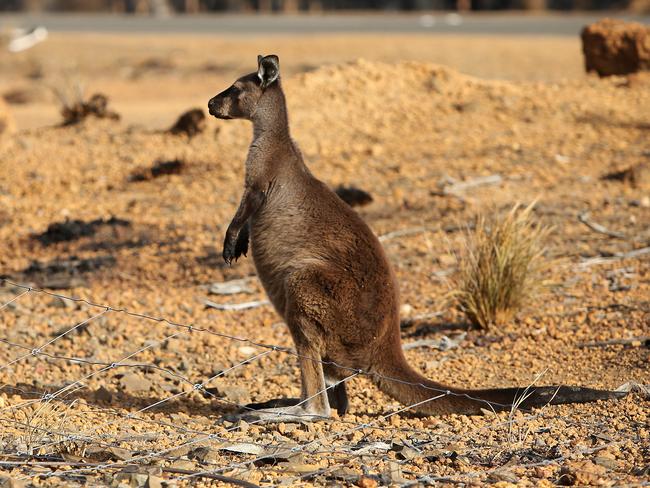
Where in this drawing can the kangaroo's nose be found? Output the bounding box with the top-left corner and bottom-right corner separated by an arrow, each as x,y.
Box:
208,98 -> 216,115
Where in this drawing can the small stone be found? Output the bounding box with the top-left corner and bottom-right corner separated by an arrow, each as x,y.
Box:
238,419 -> 250,433
488,470 -> 519,483
170,459 -> 195,470
132,473 -> 149,488
94,386 -> 113,403
554,154 -> 570,164
329,467 -> 359,481
356,476 -> 378,488
238,346 -> 258,356
558,461 -> 606,486
49,296 -> 71,308
0,476 -> 25,488
189,446 -> 219,463
109,447 -> 133,461
145,476 -> 163,488
212,382 -> 251,405
119,373 -> 152,393
386,461 -> 408,484
592,456 -> 618,469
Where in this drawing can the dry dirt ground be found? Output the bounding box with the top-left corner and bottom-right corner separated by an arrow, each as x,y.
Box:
0,32 -> 649,487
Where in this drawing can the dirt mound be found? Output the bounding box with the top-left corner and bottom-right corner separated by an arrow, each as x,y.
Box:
0,97 -> 15,137
581,19 -> 650,76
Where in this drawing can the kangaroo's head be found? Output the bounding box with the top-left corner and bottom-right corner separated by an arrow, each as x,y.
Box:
208,54 -> 280,120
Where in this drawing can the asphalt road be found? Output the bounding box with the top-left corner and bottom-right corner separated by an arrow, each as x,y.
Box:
0,12 -> 648,35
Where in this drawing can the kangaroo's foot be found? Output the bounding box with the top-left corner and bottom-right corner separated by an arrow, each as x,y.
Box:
245,397 -> 299,410
246,386 -> 348,416
240,404 -> 330,423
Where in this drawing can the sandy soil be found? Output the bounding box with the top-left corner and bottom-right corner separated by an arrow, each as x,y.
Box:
0,33 -> 649,487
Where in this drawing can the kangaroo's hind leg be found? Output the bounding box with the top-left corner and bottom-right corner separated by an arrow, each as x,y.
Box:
324,364 -> 349,416
241,269 -> 340,423
242,324 -> 331,422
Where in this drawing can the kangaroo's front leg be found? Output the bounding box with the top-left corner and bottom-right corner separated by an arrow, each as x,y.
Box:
223,188 -> 264,265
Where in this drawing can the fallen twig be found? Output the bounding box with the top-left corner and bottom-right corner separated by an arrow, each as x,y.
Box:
378,223 -> 470,242
578,336 -> 650,348
400,311 -> 444,327
578,212 -> 626,239
204,299 -> 270,311
378,226 -> 438,242
441,174 -> 503,195
579,246 -> 650,267
402,333 -> 466,351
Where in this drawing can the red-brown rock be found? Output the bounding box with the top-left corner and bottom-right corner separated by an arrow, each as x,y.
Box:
581,18 -> 650,76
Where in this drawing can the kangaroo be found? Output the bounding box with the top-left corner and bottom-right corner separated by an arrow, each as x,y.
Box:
207,55 -> 626,422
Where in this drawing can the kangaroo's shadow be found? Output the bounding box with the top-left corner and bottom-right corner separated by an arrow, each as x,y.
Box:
1,382 -> 237,420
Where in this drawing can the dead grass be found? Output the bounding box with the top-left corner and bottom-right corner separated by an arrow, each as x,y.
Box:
454,203 -> 550,329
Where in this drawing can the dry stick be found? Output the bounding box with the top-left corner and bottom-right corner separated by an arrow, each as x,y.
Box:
578,336 -> 650,348
0,460 -> 260,488
578,212 -> 627,239
378,223 -> 469,243
204,299 -> 270,311
429,175 -> 503,203
579,246 -> 650,267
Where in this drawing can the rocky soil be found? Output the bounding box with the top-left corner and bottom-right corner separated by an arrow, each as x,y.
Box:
0,33 -> 649,487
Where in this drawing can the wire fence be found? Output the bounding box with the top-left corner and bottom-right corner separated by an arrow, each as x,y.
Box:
0,277 -> 645,487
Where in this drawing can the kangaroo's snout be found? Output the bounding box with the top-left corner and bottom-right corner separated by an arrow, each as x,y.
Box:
207,97 -> 217,116
208,94 -> 232,119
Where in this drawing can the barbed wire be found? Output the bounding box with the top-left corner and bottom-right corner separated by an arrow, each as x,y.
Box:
0,277 -> 642,486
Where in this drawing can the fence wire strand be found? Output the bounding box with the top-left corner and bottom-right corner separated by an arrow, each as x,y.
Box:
0,278 -> 641,486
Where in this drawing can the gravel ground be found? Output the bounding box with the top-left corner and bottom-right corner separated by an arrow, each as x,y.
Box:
0,33 -> 649,487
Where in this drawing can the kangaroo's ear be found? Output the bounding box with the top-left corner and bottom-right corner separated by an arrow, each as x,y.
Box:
257,54 -> 280,90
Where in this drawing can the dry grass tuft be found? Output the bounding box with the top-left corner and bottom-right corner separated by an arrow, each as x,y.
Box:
454,202 -> 550,329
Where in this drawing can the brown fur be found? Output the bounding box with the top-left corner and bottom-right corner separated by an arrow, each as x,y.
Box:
208,55 -> 625,420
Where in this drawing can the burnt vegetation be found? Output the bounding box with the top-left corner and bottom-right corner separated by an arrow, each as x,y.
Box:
58,92 -> 120,126
169,108 -> 206,137
334,185 -> 374,208
128,159 -> 186,182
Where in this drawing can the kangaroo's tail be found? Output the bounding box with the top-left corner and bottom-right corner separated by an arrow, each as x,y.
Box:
372,346 -> 626,415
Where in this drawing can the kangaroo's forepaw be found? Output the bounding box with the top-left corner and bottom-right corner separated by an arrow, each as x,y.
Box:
222,238 -> 242,265
239,405 -> 330,424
